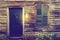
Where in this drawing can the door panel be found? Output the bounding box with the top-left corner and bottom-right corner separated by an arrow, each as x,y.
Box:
9,7 -> 23,37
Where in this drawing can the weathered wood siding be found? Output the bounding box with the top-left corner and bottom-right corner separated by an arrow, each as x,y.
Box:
0,2 -> 37,34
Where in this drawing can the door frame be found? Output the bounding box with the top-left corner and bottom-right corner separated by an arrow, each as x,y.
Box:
7,6 -> 24,37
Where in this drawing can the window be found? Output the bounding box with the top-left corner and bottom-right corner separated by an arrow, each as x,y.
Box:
36,4 -> 48,28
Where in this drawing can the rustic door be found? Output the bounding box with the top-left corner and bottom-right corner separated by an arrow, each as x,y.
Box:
9,7 -> 23,37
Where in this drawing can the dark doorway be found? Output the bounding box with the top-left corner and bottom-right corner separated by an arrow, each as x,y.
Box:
9,7 -> 23,37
